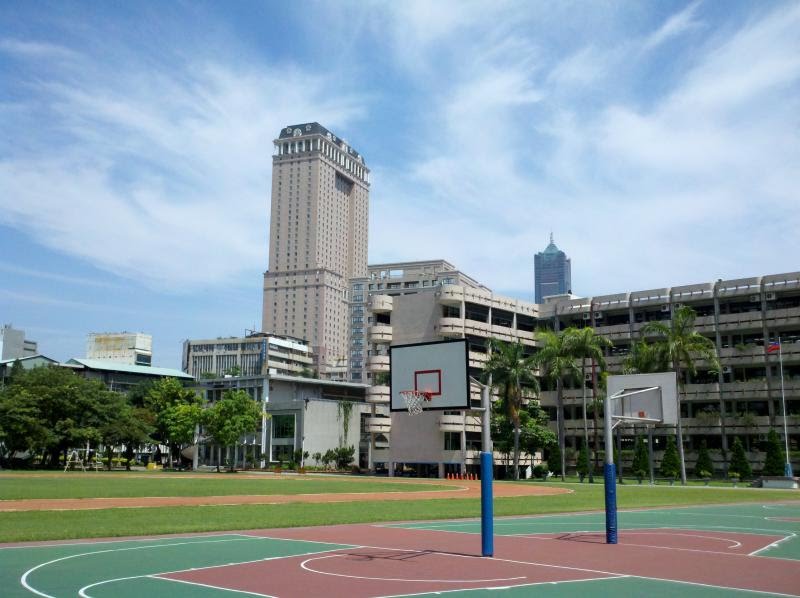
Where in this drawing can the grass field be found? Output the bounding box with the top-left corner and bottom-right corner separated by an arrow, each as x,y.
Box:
1,472 -> 798,543
0,471 -> 449,500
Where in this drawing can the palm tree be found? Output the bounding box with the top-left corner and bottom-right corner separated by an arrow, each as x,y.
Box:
534,329 -> 581,481
568,327 -> 612,481
642,305 -> 719,485
623,339 -> 667,375
483,339 -> 540,480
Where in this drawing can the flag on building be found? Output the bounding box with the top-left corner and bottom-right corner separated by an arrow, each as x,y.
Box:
767,341 -> 781,354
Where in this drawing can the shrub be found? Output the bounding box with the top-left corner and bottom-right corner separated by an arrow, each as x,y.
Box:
728,437 -> 752,479
694,440 -> 714,478
660,436 -> 680,479
547,443 -> 562,477
632,436 -> 649,479
532,464 -> 548,479
762,429 -> 786,476
576,445 -> 590,478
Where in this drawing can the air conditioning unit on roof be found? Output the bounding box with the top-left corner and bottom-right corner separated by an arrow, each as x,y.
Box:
750,294 -> 760,302
594,312 -> 603,320
722,366 -> 732,374
582,313 -> 591,320
661,305 -> 670,313
766,292 -> 777,301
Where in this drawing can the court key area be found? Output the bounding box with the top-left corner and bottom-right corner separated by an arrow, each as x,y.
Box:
3,501 -> 799,597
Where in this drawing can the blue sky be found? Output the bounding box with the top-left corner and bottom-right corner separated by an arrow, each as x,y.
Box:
1,1 -> 798,368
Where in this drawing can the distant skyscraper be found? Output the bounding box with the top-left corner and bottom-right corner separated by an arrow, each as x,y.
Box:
534,233 -> 571,303
262,123 -> 370,375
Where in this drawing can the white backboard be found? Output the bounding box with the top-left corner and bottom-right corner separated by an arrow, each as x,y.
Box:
389,339 -> 469,412
606,372 -> 678,425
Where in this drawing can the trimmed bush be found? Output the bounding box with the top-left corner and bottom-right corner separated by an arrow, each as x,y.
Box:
762,429 -> 786,476
728,437 -> 752,479
694,440 -> 714,478
632,436 -> 649,480
660,436 -> 680,479
576,446 -> 590,480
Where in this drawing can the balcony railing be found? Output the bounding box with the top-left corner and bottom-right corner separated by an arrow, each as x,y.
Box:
369,325 -> 393,342
366,385 -> 390,404
369,295 -> 393,313
366,417 -> 391,433
366,355 -> 390,372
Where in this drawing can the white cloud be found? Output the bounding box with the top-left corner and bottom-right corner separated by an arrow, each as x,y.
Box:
0,52 -> 366,290
641,2 -> 703,53
371,2 -> 800,298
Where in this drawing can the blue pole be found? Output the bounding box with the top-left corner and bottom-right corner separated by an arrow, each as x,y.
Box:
480,451 -> 494,557
604,463 -> 617,544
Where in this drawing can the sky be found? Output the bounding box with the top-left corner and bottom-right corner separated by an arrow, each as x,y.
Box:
1,1 -> 798,368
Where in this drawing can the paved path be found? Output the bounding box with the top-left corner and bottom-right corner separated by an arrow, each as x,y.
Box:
0,479 -> 569,511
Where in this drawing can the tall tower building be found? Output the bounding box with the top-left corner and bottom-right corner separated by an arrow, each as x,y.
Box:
534,233 -> 571,303
262,123 -> 370,375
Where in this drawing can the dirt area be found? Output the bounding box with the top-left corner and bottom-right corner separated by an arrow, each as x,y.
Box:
0,477 -> 569,511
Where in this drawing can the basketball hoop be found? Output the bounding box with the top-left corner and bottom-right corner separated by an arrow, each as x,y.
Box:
400,390 -> 432,416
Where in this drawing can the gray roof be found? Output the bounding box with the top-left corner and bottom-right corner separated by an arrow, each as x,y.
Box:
67,358 -> 193,379
0,354 -> 58,365
277,122 -> 364,163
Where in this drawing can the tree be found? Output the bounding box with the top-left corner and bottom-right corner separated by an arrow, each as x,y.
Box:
576,444 -> 590,481
546,442 -> 561,478
202,390 -> 262,472
642,306 -> 719,485
483,340 -> 540,480
534,329 -> 581,481
98,395 -> 153,470
762,429 -> 786,476
490,395 -> 555,478
567,327 -> 611,481
660,436 -> 680,479
623,340 -> 667,375
632,435 -> 649,481
0,366 -> 121,467
694,440 -> 714,478
146,378 -> 203,467
728,437 -> 751,479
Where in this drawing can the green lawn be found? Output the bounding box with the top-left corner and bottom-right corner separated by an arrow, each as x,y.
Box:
0,472 -> 450,500
0,478 -> 797,543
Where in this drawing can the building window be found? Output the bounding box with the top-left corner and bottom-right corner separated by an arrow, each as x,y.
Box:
444,432 -> 460,451
272,414 -> 295,439
271,444 -> 294,462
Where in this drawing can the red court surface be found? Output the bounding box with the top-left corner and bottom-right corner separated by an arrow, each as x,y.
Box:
162,521 -> 800,597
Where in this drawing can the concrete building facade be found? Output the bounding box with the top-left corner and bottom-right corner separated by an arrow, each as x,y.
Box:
360,263 -> 800,476
534,234 -> 571,303
262,123 -> 369,378
182,334 -> 313,378
86,332 -> 152,366
0,324 -> 38,360
194,374 -> 372,469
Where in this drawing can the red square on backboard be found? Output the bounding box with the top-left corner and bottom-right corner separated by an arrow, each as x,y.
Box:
414,369 -> 441,396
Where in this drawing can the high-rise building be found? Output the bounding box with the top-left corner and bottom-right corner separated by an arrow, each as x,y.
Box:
0,324 -> 37,360
86,332 -> 152,366
534,233 -> 571,303
262,123 -> 370,377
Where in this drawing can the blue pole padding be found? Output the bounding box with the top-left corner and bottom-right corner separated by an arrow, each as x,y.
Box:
480,451 -> 494,557
785,462 -> 794,477
604,463 -> 617,544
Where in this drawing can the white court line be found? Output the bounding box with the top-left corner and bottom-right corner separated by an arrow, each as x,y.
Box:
146,575 -> 279,597
300,553 -> 526,584
79,574 -> 277,598
20,536 -> 263,598
376,575 -> 630,598
627,575 -> 800,598
749,531 -> 797,556
20,535 -> 349,598
75,545 -> 348,598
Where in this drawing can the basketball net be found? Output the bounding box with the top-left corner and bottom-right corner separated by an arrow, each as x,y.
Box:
400,390 -> 432,416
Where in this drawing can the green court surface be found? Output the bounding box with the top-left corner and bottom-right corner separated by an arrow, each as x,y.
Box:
2,502 -> 798,597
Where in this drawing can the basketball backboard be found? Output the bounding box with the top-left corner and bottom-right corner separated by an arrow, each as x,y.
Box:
389,339 -> 469,412
606,372 -> 678,425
